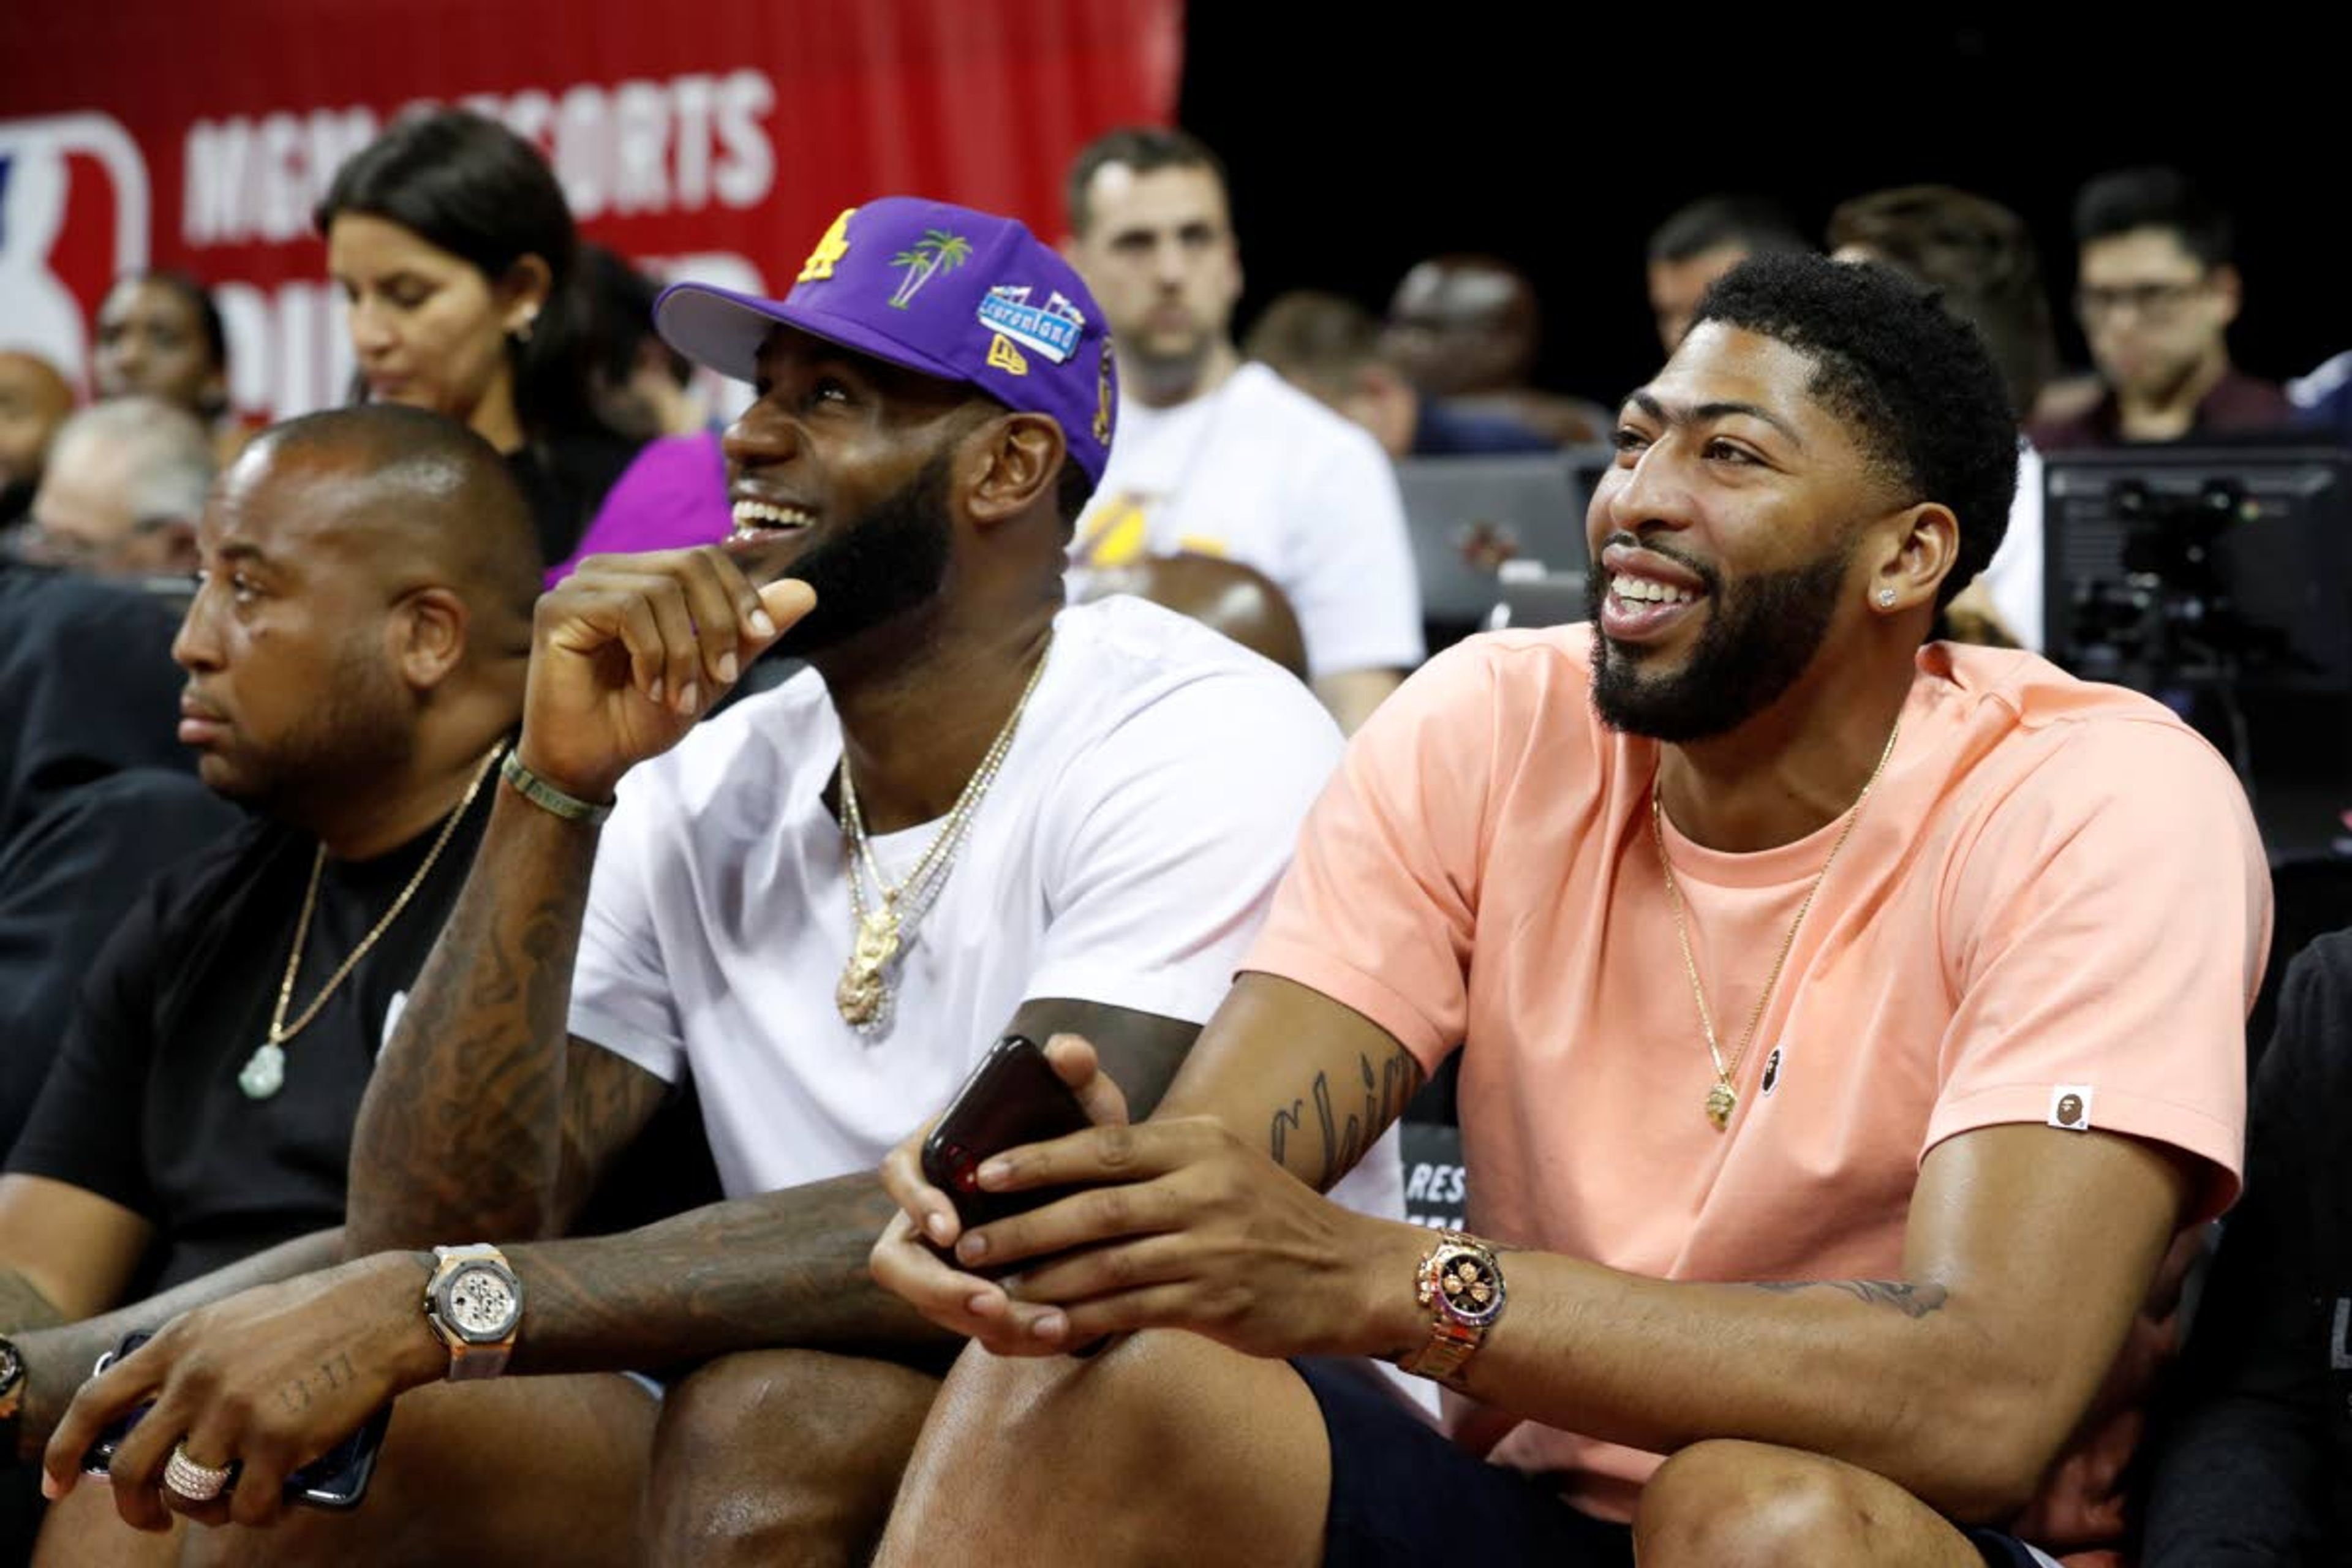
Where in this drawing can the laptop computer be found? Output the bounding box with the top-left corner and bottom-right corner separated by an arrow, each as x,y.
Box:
1394,451 -> 1594,631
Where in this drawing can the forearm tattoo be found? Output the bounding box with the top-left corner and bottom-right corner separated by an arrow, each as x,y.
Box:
1749,1280 -> 1951,1319
1268,1044 -> 1421,1191
506,1174 -> 955,1375
346,799 -> 600,1253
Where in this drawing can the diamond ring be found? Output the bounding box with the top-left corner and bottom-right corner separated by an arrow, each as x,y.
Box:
162,1443 -> 234,1502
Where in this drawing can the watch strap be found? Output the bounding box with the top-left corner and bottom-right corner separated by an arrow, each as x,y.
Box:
1395,1230 -> 1502,1387
424,1243 -> 522,1382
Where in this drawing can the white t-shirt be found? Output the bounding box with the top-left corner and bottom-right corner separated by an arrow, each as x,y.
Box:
1976,439 -> 2044,652
1073,362 -> 1426,680
570,595 -> 1404,1227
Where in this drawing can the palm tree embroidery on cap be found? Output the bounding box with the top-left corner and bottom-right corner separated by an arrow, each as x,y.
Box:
889,231 -> 973,310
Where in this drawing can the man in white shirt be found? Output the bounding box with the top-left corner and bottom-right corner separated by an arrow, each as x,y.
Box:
41,197 -> 1398,1568
1062,127 -> 1423,733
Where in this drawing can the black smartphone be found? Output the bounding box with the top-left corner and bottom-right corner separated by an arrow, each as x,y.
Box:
80,1333 -> 393,1510
921,1033 -> 1095,1253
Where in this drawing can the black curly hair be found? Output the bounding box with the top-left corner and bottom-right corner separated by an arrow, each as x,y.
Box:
1690,252 -> 2019,610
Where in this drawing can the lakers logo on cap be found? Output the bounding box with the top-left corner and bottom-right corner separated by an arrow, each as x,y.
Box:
798,208 -> 857,284
987,334 -> 1030,376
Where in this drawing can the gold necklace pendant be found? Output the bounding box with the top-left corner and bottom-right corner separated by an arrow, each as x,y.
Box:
1654,720 -> 1902,1137
834,632 -> 1054,1038
246,743 -> 504,1102
835,904 -> 902,1030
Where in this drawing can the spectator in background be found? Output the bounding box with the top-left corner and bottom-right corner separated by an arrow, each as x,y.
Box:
2031,167 -> 2291,451
12,398 -> 209,580
550,247 -> 732,585
1382,255 -> 1606,445
0,351 -> 74,538
1063,126 -> 1422,733
1248,289 -> 1555,458
581,244 -> 707,442
1646,195 -> 1811,352
0,569 -> 217,1167
1828,184 -> 2058,650
318,108 -> 644,564
90,270 -> 254,466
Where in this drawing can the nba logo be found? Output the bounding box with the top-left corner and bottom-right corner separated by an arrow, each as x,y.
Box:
0,113 -> 151,388
1759,1045 -> 1785,1098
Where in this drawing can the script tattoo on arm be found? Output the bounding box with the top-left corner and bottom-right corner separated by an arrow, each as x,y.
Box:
1748,1280 -> 1952,1319
1268,1044 -> 1422,1191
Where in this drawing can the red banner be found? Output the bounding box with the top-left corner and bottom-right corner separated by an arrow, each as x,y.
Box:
0,0 -> 1182,421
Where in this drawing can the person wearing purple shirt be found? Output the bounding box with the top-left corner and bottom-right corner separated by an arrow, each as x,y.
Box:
547,427 -> 730,586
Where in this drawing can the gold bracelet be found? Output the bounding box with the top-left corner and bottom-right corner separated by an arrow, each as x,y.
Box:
500,750 -> 613,827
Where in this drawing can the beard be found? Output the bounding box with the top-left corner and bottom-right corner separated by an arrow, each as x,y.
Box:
205,636 -> 418,823
770,453 -> 956,660
1588,533 -> 1856,742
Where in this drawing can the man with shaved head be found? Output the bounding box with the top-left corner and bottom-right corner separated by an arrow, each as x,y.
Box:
0,405 -> 623,1564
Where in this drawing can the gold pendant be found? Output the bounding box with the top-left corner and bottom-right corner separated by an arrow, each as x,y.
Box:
1704,1080 -> 1737,1130
835,907 -> 902,1029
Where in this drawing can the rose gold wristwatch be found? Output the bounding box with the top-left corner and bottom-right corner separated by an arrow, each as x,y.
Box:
1395,1230 -> 1507,1385
422,1243 -> 524,1381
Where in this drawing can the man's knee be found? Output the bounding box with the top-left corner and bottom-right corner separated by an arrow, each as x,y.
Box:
923,1332 -> 1213,1478
1635,1440 -> 1906,1568
647,1349 -> 938,1566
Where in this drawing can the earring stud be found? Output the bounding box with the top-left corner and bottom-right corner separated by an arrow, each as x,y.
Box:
1877,588 -> 1896,608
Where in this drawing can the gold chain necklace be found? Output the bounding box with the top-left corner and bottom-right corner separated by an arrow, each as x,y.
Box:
834,635 -> 1052,1035
236,743 -> 504,1100
1651,720 -> 1900,1131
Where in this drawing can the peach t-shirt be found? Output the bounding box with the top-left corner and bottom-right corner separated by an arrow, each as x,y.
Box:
1246,626 -> 2269,1531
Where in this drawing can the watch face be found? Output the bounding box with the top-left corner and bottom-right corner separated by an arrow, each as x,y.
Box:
443,1264 -> 519,1342
0,1342 -> 21,1394
1433,1246 -> 1506,1328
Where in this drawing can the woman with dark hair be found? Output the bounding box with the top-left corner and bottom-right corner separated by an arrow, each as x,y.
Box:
317,108 -> 641,563
91,270 -> 257,464
93,271 -> 229,418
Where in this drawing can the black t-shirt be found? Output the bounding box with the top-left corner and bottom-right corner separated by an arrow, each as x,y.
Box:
7,779 -> 494,1295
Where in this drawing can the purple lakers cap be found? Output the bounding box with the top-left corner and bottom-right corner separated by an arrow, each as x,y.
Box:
654,197 -> 1119,484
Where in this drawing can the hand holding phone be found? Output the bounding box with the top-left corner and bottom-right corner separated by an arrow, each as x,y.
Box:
80,1333 -> 392,1510
919,1033 -> 1096,1267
